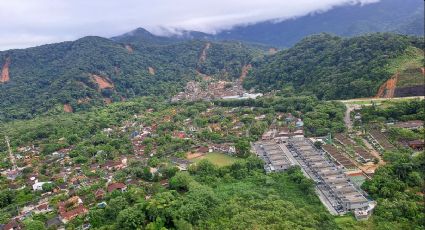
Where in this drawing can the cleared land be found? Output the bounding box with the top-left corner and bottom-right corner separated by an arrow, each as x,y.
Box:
191,152 -> 239,167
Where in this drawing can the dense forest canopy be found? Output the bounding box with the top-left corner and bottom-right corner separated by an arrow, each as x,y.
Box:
0,32 -> 423,124
0,37 -> 260,121
244,33 -> 424,100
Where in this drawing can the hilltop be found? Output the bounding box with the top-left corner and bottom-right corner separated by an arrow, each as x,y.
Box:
0,37 -> 262,121
244,33 -> 424,100
0,31 -> 423,121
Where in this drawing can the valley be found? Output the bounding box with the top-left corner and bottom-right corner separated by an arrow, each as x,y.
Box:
0,1 -> 424,228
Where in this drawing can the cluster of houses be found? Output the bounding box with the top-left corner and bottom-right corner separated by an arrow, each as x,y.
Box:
171,79 -> 260,102
262,115 -> 305,141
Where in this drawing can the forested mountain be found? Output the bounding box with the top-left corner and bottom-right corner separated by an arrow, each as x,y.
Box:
0,31 -> 422,121
214,0 -> 424,47
244,33 -> 424,100
0,37 -> 260,121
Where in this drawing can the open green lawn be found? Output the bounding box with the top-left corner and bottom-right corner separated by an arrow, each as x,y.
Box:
192,152 -> 239,167
334,215 -> 374,230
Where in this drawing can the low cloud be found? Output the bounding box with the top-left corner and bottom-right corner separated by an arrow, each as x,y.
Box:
0,0 -> 379,50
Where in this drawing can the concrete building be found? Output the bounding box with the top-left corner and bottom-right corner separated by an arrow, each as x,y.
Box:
253,141 -> 295,173
287,138 -> 374,217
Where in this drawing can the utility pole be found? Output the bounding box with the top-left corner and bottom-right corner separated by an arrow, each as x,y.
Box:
5,136 -> 17,170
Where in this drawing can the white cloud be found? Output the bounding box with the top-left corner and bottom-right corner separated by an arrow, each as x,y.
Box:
0,0 -> 380,50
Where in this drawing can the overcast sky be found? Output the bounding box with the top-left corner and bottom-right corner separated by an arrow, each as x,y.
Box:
0,0 -> 380,50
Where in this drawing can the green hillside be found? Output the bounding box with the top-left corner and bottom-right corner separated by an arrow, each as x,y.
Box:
244,33 -> 424,99
0,37 -> 261,121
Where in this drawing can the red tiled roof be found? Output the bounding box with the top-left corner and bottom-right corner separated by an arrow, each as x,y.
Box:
408,140 -> 424,146
59,204 -> 88,221
107,182 -> 126,192
197,146 -> 209,153
36,203 -> 49,211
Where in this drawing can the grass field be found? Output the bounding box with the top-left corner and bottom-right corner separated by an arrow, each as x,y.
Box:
191,152 -> 239,167
334,215 -> 374,230
386,46 -> 424,74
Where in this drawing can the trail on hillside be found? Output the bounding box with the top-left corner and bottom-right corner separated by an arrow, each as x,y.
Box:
1,57 -> 11,83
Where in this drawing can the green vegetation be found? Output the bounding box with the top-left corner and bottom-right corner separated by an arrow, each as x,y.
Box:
191,152 -> 239,167
360,99 -> 425,123
0,37 -> 261,121
245,33 -> 424,99
1,32 -> 423,122
362,150 -> 424,229
385,46 -> 424,75
77,160 -> 337,230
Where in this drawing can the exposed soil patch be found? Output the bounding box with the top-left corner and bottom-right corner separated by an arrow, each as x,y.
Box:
103,98 -> 112,104
196,70 -> 212,81
268,48 -> 278,55
77,97 -> 91,104
187,153 -> 204,160
148,67 -> 155,75
1,57 -> 11,83
125,44 -> 134,53
90,74 -> 114,90
63,104 -> 73,113
376,73 -> 398,98
239,64 -> 252,80
199,42 -> 211,63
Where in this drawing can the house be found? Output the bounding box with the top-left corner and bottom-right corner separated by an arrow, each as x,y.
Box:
59,204 -> 88,223
95,189 -> 105,200
255,114 -> 266,120
173,131 -> 186,139
262,130 -> 275,140
394,120 -> 424,130
97,202 -> 107,208
197,146 -> 209,154
107,182 -> 127,193
58,196 -> 88,223
295,119 -> 304,128
6,170 -> 21,180
210,144 -> 236,154
408,140 -> 424,150
102,158 -> 127,171
32,180 -> 51,191
2,219 -> 22,230
34,203 -> 52,214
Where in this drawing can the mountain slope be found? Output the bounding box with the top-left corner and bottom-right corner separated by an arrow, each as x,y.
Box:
214,0 -> 424,47
0,37 -> 260,121
244,33 -> 424,99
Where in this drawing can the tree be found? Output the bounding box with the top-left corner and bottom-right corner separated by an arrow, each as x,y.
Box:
313,141 -> 322,149
88,209 -> 107,228
235,138 -> 251,158
117,205 -> 146,230
42,182 -> 55,192
24,220 -> 46,230
169,172 -> 192,192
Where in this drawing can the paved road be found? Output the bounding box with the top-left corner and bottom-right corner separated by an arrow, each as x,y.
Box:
340,96 -> 424,131
339,96 -> 424,104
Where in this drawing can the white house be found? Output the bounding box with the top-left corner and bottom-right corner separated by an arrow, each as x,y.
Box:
32,180 -> 51,191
